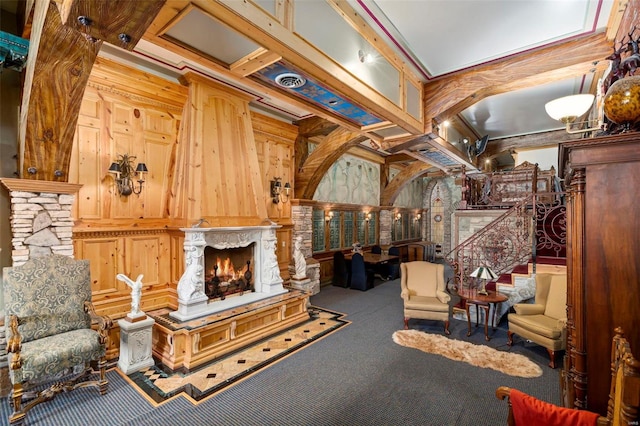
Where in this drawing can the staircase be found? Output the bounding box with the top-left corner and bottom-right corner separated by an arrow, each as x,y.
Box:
496,197 -> 567,286
447,192 -> 567,289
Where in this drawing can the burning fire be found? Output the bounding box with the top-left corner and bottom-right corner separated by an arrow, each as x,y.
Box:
211,257 -> 246,281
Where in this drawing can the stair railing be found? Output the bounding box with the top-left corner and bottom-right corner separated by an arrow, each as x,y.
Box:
446,192 -> 567,288
445,195 -> 535,288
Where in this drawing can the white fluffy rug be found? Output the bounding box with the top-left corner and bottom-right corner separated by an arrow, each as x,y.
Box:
392,329 -> 543,378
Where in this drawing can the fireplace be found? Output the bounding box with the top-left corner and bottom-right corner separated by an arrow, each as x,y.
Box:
170,225 -> 287,321
204,245 -> 254,300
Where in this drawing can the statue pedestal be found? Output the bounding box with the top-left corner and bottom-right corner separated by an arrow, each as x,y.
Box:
117,315 -> 155,375
289,260 -> 320,295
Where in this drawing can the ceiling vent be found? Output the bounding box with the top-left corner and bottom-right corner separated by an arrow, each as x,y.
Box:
274,73 -> 306,89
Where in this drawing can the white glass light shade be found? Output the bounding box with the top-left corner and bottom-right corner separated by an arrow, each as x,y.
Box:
469,266 -> 498,280
545,94 -> 595,123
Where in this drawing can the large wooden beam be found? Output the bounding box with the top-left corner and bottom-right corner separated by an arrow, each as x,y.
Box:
295,127 -> 368,200
481,130 -> 586,160
20,0 -> 167,182
380,162 -> 434,206
424,33 -> 613,133
20,0 -> 102,181
58,0 -> 166,50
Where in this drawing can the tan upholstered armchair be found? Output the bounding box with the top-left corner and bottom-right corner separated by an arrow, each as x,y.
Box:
507,273 -> 567,368
3,255 -> 112,425
400,261 -> 451,334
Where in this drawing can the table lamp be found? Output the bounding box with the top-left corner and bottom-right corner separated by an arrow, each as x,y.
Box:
469,266 -> 498,296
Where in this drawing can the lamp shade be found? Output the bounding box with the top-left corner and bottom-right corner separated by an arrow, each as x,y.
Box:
469,266 -> 498,280
108,162 -> 120,173
544,94 -> 595,122
135,163 -> 148,173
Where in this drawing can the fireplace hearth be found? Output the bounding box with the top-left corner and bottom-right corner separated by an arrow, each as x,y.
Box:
170,225 -> 287,321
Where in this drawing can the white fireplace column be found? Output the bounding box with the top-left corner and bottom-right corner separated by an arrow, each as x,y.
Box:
170,225 -> 287,322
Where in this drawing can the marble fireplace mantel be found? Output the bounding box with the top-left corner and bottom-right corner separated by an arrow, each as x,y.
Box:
170,225 -> 287,321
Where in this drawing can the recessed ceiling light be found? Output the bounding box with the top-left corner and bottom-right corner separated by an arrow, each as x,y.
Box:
328,100 -> 338,106
358,50 -> 374,64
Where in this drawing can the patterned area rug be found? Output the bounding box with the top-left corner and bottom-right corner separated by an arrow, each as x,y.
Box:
120,306 -> 348,405
392,329 -> 543,378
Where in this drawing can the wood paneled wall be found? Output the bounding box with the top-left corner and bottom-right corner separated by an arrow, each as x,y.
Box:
69,58 -> 298,340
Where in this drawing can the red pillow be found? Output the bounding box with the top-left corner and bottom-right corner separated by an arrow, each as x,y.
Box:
510,389 -> 600,426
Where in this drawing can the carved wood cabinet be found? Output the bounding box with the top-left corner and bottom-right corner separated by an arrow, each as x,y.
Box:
559,133 -> 640,415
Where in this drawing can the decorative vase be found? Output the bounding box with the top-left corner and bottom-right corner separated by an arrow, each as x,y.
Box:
603,76 -> 640,127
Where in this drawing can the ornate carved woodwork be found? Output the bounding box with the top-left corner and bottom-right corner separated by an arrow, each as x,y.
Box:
560,133 -> 640,415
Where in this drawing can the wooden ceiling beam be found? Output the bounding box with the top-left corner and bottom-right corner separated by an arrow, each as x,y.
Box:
57,0 -> 165,50
480,130 -> 588,160
380,161 -> 434,206
229,47 -> 281,77
385,153 -> 415,164
20,0 -> 102,181
296,117 -> 340,137
156,0 -> 424,134
295,127 -> 368,200
424,32 -> 613,134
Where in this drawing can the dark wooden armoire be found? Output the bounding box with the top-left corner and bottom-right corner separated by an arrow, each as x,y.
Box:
559,133 -> 640,415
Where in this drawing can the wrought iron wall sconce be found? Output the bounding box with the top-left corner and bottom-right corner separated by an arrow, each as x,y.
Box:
395,213 -> 402,222
325,211 -> 334,223
414,213 -> 422,221
108,154 -> 148,196
365,212 -> 372,222
270,177 -> 291,204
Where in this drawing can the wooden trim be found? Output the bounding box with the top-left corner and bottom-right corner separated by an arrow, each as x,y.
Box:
0,178 -> 83,194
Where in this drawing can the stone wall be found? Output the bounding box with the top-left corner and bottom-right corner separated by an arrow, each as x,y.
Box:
379,209 -> 392,246
9,191 -> 76,265
452,210 -> 505,248
289,205 -> 319,294
291,205 -> 312,258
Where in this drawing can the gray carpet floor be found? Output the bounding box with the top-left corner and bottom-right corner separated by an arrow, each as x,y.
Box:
1,278 -> 560,426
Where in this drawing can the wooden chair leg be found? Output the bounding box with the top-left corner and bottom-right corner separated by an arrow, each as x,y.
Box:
404,317 -> 409,329
9,382 -> 25,425
507,330 -> 514,346
444,320 -> 451,335
547,348 -> 557,368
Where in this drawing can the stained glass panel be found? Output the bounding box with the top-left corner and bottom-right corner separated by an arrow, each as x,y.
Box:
343,212 -> 354,248
367,212 -> 376,245
356,212 -> 365,245
402,213 -> 409,240
312,209 -> 325,253
329,214 -> 340,250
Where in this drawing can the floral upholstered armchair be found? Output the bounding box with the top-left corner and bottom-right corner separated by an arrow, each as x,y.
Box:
3,254 -> 112,425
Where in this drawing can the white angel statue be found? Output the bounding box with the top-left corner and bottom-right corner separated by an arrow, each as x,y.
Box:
116,273 -> 144,316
